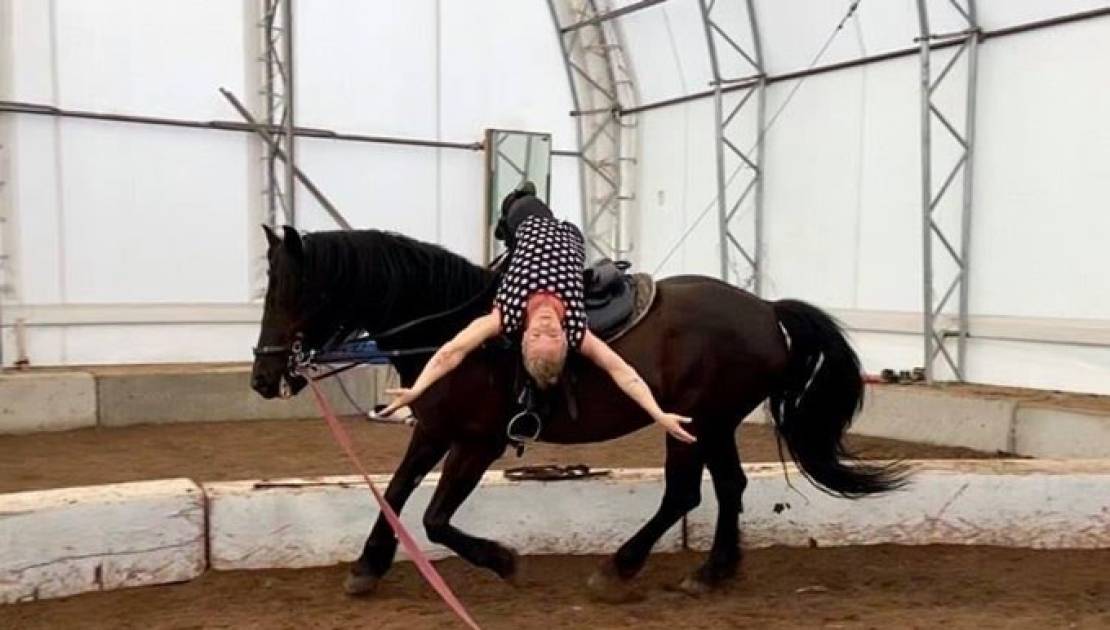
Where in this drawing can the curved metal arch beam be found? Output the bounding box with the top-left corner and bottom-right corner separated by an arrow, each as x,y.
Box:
547,0 -> 641,262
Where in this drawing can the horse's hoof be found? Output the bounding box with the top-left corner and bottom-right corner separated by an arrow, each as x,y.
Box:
344,571 -> 380,596
499,547 -> 522,587
676,574 -> 712,597
587,560 -> 642,604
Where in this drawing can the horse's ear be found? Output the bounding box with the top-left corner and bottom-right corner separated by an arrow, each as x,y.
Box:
282,225 -> 303,259
262,224 -> 280,249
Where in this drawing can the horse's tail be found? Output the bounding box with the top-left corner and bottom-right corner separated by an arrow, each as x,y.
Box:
769,299 -> 908,497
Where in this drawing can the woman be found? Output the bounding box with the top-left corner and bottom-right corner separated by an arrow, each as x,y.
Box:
380,187 -> 695,444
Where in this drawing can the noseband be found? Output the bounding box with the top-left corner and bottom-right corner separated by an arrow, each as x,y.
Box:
252,333 -> 305,376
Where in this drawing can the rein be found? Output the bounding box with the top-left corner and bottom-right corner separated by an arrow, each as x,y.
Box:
257,334 -> 475,625
305,379 -> 481,630
262,327 -> 479,624
251,240 -> 499,627
254,332 -> 441,379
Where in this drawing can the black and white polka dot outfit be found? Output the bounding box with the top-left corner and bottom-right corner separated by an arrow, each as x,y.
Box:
494,215 -> 588,349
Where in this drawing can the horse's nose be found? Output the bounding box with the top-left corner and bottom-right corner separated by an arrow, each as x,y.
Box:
251,374 -> 269,395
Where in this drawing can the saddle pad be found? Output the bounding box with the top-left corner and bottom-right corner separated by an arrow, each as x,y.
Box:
601,273 -> 656,343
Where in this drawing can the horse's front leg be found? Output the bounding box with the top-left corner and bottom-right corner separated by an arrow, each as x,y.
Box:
346,425 -> 449,595
422,440 -> 517,580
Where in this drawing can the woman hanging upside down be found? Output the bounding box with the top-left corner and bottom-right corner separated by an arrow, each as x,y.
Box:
380,184 -> 695,444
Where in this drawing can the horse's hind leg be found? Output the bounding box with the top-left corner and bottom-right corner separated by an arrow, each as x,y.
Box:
588,435 -> 704,602
678,422 -> 747,596
422,441 -> 518,580
346,425 -> 449,595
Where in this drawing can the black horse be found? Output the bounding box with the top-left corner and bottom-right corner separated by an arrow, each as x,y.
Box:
251,225 -> 906,599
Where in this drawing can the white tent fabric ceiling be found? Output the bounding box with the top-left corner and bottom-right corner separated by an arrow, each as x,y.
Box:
0,0 -> 1107,394
614,0 -> 1110,105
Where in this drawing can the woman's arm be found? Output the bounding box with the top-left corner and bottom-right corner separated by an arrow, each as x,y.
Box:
379,310 -> 503,416
579,331 -> 696,443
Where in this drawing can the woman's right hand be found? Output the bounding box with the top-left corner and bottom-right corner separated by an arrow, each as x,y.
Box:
655,412 -> 696,444
378,387 -> 419,418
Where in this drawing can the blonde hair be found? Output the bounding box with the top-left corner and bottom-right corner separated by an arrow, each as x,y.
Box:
522,335 -> 568,389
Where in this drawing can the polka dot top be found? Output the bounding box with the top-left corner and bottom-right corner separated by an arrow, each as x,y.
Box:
493,215 -> 588,349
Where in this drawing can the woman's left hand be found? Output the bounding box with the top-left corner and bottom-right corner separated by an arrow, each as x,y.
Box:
378,387 -> 419,418
654,412 -> 697,444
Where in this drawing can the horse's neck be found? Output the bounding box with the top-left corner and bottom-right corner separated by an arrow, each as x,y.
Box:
318,243 -> 493,337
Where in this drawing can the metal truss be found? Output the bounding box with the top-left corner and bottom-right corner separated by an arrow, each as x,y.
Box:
0,128 -> 8,365
260,0 -> 296,227
697,0 -> 765,294
916,0 -> 980,382
548,0 -> 640,262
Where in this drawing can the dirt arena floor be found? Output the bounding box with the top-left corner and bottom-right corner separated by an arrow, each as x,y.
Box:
0,418 -> 995,493
0,385 -> 1097,628
3,546 -> 1108,629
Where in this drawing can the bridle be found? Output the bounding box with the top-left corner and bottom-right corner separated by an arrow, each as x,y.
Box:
252,332 -> 305,377
251,274 -> 342,376
251,289 -> 345,377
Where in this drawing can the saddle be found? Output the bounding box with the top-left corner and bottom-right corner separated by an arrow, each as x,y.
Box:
583,259 -> 656,342
487,255 -> 656,341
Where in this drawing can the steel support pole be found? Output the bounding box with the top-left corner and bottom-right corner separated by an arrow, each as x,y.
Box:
916,0 -> 979,382
747,0 -> 765,296
713,83 -> 730,281
916,1 -> 935,382
0,147 -> 6,367
957,4 -> 979,374
697,0 -> 764,292
0,121 -> 7,366
261,0 -> 296,227
0,100 -> 484,150
0,0 -> 12,365
281,0 -> 296,227
698,0 -> 726,281
262,0 -> 279,227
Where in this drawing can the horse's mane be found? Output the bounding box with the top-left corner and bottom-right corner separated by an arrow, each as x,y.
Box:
298,229 -> 496,336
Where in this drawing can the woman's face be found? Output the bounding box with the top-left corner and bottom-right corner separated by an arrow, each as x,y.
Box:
523,303 -> 567,361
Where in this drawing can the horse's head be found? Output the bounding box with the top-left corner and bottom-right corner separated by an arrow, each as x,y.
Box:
251,224 -> 313,399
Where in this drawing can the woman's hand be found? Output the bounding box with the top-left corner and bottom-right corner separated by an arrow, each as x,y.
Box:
393,313 -> 502,413
378,387 -> 420,418
580,332 -> 697,444
654,412 -> 696,444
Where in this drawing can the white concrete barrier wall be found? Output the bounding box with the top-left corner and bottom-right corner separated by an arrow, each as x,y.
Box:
95,365 -> 384,427
207,461 -> 1110,572
0,479 -> 206,604
3,461 -> 1110,604
852,387 -> 1110,459
0,366 -> 390,434
853,387 -> 1018,453
689,460 -> 1110,550
1014,408 -> 1110,460
205,471 -> 683,571
0,372 -> 98,434
4,368 -> 1108,460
